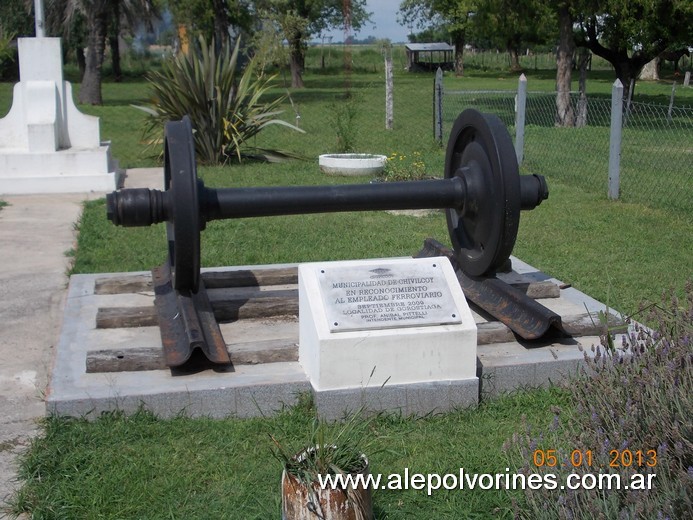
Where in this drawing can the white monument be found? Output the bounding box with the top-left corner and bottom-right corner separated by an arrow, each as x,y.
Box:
0,0 -> 119,194
298,257 -> 478,392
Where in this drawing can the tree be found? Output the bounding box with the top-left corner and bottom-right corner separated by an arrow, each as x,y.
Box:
474,0 -> 555,71
74,0 -> 110,104
0,0 -> 34,37
257,0 -> 371,88
109,0 -> 161,81
398,0 -> 474,76
573,0 -> 693,96
0,0 -> 34,80
46,0 -> 157,104
167,0 -> 252,47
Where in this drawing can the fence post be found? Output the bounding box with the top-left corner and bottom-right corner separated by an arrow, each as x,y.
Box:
608,79 -> 624,200
667,82 -> 676,123
385,52 -> 394,130
514,73 -> 527,165
433,67 -> 443,145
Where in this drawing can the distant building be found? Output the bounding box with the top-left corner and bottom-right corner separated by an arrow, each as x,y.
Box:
405,43 -> 455,72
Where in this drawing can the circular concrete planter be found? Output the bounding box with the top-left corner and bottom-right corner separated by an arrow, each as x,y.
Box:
319,153 -> 387,177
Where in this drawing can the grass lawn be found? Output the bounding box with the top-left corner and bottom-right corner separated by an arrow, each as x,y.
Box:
2,48 -> 691,518
11,388 -> 569,519
54,63 -> 692,314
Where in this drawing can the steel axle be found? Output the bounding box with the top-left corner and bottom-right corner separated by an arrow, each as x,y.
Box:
107,110 -> 548,293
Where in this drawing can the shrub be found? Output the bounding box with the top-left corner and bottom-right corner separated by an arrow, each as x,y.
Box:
137,36 -> 303,165
505,282 -> 692,519
0,28 -> 17,81
328,96 -> 359,153
377,151 -> 433,181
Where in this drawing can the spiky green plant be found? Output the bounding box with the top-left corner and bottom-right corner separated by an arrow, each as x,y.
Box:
136,36 -> 303,164
0,28 -> 16,66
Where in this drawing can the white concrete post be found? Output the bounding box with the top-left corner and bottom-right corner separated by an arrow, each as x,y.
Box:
385,53 -> 393,130
514,73 -> 527,165
608,79 -> 624,200
34,0 -> 45,37
433,67 -> 443,145
684,71 -> 691,87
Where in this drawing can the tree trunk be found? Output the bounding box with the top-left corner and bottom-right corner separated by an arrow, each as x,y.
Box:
212,0 -> 229,47
110,34 -> 121,82
79,7 -> 108,105
288,37 -> 305,88
76,46 -> 86,79
639,57 -> 660,81
508,46 -> 521,71
555,3 -> 575,127
109,0 -> 122,82
451,30 -> 465,76
577,25 -> 661,105
576,49 -> 590,127
613,61 -> 639,103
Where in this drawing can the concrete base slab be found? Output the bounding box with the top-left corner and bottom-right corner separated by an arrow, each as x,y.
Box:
314,378 -> 479,420
478,340 -> 587,397
0,172 -> 119,195
46,259 -> 623,420
0,145 -> 120,195
47,270 -> 310,419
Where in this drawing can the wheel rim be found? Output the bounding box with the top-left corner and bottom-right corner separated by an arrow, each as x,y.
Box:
164,116 -> 200,292
444,109 -> 521,276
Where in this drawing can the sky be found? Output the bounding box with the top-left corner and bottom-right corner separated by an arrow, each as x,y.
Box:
320,0 -> 411,44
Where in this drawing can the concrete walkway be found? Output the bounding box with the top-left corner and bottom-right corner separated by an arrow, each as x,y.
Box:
0,193 -> 86,512
0,169 -> 161,515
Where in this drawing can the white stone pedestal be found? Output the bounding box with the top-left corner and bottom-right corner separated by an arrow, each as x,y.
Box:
298,257 -> 478,392
0,38 -> 118,194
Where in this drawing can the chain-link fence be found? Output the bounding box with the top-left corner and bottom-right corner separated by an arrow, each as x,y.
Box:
441,82 -> 693,216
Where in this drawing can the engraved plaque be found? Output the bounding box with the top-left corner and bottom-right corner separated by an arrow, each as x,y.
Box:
318,259 -> 463,332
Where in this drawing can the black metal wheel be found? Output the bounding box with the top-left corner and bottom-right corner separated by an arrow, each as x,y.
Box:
444,109 -> 521,276
164,116 -> 201,293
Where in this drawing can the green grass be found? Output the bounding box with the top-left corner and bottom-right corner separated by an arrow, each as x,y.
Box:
10,388 -> 569,519
513,181 -> 692,312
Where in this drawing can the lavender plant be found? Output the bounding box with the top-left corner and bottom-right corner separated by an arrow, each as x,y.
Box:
505,282 -> 692,519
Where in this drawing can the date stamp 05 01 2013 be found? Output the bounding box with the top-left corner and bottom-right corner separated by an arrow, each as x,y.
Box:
532,449 -> 657,470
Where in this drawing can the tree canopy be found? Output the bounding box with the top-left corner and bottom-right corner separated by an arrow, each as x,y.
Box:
574,0 -> 693,90
472,0 -> 555,71
0,0 -> 34,37
398,0 -> 475,75
256,0 -> 371,87
167,0 -> 253,47
399,0 -> 691,95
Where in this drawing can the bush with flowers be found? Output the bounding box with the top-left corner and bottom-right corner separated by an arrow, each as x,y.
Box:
377,151 -> 433,182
